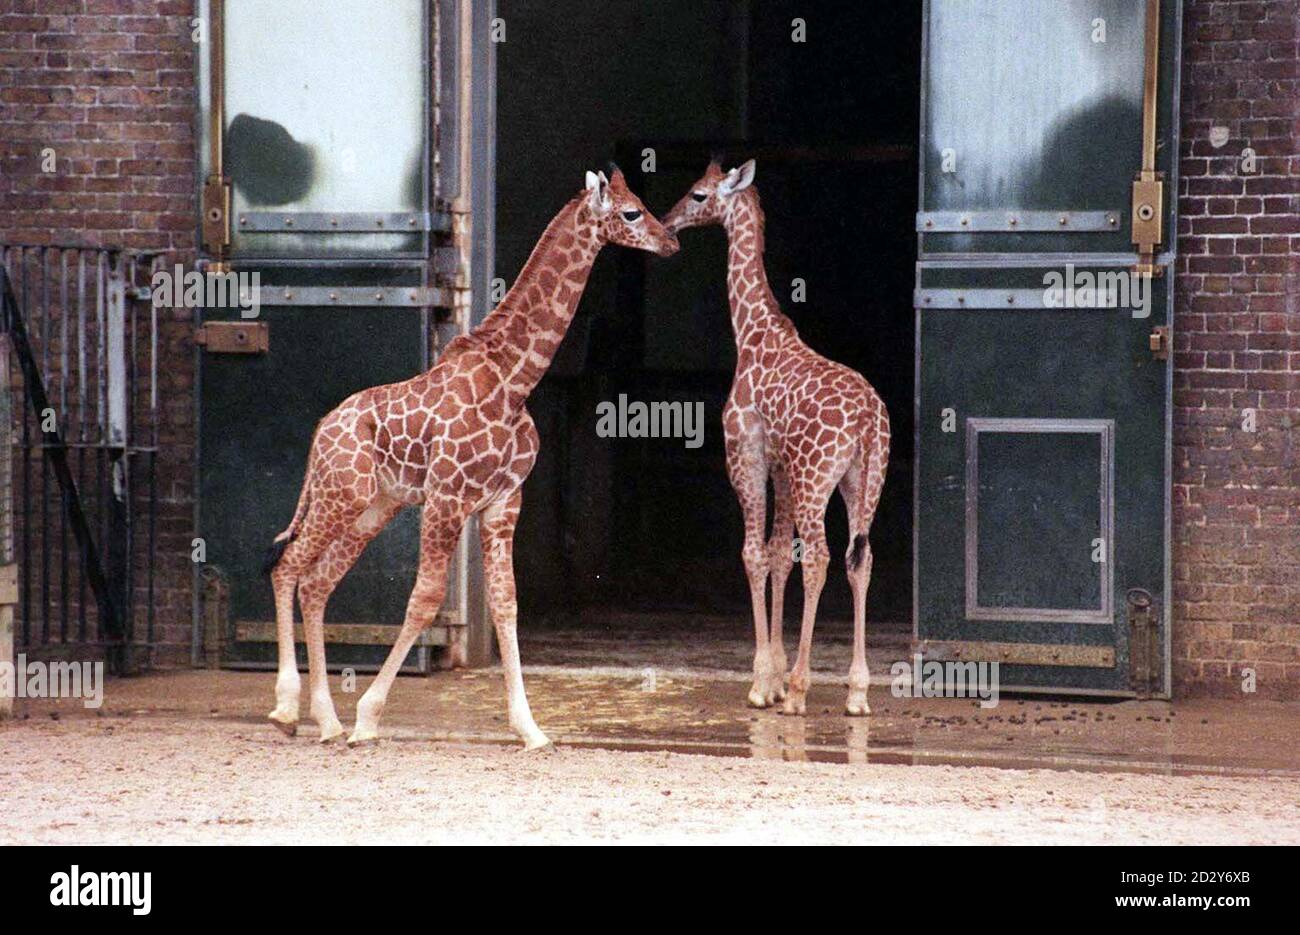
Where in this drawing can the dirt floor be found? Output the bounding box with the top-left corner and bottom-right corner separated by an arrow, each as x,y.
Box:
4,652 -> 1300,844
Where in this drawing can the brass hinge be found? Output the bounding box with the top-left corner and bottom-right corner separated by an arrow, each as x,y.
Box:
195,321 -> 268,354
1148,325 -> 1169,360
202,175 -> 232,256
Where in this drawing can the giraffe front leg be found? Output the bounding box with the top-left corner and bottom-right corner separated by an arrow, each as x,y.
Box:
724,419 -> 775,709
480,490 -> 551,751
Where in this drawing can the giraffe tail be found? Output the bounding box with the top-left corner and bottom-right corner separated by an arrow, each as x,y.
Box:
261,451 -> 314,576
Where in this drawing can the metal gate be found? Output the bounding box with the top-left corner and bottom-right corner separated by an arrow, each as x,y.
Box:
1,245 -> 160,674
913,0 -> 1181,696
193,0 -> 497,671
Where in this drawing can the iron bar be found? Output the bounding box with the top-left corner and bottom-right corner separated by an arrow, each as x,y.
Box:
1,261 -> 123,651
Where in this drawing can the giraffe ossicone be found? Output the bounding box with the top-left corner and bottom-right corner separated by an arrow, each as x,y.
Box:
662,158 -> 891,716
263,168 -> 677,748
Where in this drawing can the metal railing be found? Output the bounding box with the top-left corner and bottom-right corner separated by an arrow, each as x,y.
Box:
1,245 -> 160,673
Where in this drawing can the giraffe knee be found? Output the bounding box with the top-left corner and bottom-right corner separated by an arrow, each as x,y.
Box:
799,538 -> 830,581
767,537 -> 795,576
741,541 -> 769,580
406,577 -> 448,624
847,534 -> 871,573
297,574 -> 333,613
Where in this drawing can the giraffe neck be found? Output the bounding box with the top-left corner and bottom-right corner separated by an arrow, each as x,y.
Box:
722,188 -> 790,349
475,196 -> 601,405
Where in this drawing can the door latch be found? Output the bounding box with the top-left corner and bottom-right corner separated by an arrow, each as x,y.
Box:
1131,0 -> 1164,278
1126,587 -> 1160,698
1148,325 -> 1169,360
202,175 -> 232,258
195,321 -> 268,354
1131,170 -> 1165,277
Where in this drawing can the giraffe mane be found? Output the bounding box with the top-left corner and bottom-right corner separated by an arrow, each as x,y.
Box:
475,193 -> 586,340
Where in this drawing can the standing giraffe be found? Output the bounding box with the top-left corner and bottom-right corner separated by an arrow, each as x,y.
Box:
263,168 -> 678,749
662,159 -> 890,716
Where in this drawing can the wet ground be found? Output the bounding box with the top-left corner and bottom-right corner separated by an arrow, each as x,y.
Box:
7,643 -> 1300,778
4,662 -> 1300,844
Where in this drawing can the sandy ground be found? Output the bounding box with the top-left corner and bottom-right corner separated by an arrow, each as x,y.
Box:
3,716 -> 1299,845
3,668 -> 1300,845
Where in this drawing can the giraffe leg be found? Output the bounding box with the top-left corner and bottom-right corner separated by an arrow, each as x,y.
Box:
782,484 -> 834,717
479,487 -> 550,750
766,466 -> 794,702
841,441 -> 887,716
296,496 -> 403,742
266,499 -> 336,734
268,556 -> 304,734
348,502 -> 465,746
725,431 -> 773,708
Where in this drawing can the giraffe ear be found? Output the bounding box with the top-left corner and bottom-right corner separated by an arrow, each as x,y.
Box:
586,169 -> 611,213
718,159 -> 756,196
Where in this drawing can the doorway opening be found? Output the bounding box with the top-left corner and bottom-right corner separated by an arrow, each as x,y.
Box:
495,2 -> 923,650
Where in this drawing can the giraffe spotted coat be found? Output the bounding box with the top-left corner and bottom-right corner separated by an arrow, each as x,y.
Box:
663,159 -> 890,716
263,169 -> 678,749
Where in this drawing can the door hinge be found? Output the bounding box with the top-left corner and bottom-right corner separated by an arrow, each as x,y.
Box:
195,321 -> 268,354
1148,325 -> 1169,360
1126,588 -> 1160,698
202,175 -> 232,256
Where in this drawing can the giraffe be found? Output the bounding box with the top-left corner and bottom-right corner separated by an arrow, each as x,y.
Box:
662,158 -> 890,716
262,167 -> 678,749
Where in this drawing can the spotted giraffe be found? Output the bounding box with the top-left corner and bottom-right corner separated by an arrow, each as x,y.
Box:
263,168 -> 678,749
663,159 -> 890,716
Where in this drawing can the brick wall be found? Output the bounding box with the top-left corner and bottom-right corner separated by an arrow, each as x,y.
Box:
1174,0 -> 1299,698
2,2 -> 1297,689
0,0 -> 198,664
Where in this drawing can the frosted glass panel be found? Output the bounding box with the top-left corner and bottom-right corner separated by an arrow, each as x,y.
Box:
210,0 -> 426,256
925,0 -> 1145,212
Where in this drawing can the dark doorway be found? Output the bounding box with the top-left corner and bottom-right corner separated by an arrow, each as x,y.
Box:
496,1 -> 922,631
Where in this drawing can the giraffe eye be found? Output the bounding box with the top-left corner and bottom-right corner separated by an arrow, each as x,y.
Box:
621,210 -> 642,222
691,192 -> 707,203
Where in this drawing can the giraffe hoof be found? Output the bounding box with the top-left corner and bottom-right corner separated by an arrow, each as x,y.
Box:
267,712 -> 298,737
845,701 -> 871,717
781,695 -> 807,717
525,741 -> 556,754
747,686 -> 773,709
346,732 -> 380,748
318,726 -> 346,744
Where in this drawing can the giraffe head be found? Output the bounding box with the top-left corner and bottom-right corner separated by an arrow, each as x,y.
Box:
583,166 -> 679,256
661,158 -> 756,234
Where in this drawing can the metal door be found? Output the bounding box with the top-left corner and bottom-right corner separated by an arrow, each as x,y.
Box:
194,0 -> 497,670
914,0 -> 1181,696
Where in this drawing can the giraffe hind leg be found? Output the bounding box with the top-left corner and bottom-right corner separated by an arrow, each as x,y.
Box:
296,496 -> 403,742
840,440 -> 887,716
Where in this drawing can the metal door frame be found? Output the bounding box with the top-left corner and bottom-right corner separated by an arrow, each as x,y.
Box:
912,0 -> 1182,697
189,0 -> 498,669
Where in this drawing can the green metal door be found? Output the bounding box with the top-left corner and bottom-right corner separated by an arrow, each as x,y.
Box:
914,0 -> 1180,696
193,0 -> 494,670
